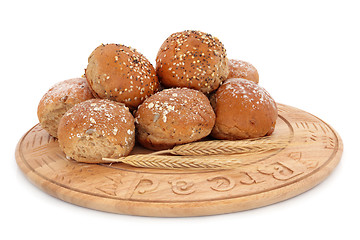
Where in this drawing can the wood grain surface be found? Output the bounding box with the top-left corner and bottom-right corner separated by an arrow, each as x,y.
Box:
15,104 -> 343,217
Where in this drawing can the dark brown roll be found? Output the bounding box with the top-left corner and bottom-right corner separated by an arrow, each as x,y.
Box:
211,78 -> 277,140
227,59 -> 259,83
156,30 -> 229,94
135,88 -> 215,150
85,43 -> 160,109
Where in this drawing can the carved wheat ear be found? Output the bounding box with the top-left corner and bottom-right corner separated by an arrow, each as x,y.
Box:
102,136 -> 290,169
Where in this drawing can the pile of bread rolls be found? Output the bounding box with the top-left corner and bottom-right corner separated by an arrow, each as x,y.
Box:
37,30 -> 277,163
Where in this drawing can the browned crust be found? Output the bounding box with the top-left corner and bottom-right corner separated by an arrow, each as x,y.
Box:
37,78 -> 94,137
227,59 -> 259,84
155,30 -> 229,94
57,99 -> 135,163
135,88 -> 215,150
85,44 -> 160,109
211,78 -> 277,140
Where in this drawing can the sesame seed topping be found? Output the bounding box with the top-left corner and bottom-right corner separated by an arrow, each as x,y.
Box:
89,117 -> 96,124
87,43 -> 160,108
147,102 -> 154,108
155,30 -> 228,93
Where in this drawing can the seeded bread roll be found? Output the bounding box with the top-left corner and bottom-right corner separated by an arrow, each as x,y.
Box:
156,30 -> 229,94
211,78 -> 277,140
227,59 -> 259,83
37,78 -> 94,137
58,99 -> 135,163
135,88 -> 215,150
85,43 -> 160,109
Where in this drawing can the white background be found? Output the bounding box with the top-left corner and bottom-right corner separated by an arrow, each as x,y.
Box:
1,0 -> 359,239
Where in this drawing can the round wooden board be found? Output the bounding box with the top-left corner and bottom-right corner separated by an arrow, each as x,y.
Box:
16,104 -> 343,217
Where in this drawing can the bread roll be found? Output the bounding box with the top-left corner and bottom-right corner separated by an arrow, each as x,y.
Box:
85,43 -> 160,109
227,59 -> 259,83
58,99 -> 135,163
37,78 -> 94,137
211,78 -> 277,140
135,88 -> 215,150
156,30 -> 229,94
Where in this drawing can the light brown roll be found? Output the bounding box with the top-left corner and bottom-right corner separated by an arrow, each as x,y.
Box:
156,30 -> 229,94
85,43 -> 160,109
135,88 -> 215,150
227,59 -> 259,83
37,78 -> 94,137
211,78 -> 277,140
58,99 -> 135,163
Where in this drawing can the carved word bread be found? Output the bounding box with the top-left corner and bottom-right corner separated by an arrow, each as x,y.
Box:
37,78 -> 94,137
211,78 -> 277,140
85,43 -> 160,109
227,59 -> 259,84
58,99 -> 135,163
135,88 -> 215,150
156,30 -> 229,94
